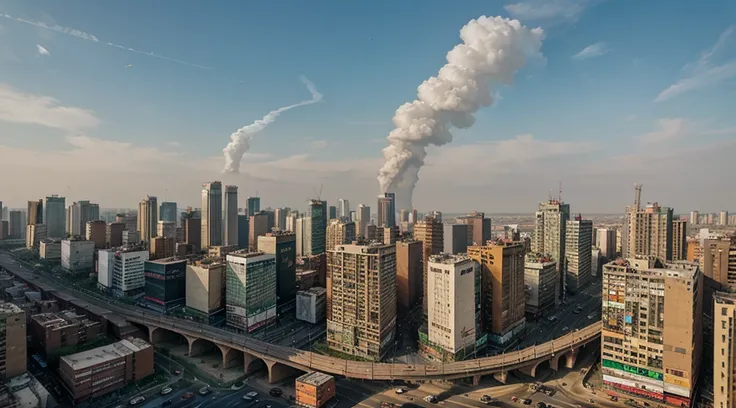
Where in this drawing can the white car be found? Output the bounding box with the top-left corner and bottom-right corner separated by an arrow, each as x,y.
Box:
129,396 -> 146,405
160,387 -> 173,395
395,387 -> 407,394
245,391 -> 258,398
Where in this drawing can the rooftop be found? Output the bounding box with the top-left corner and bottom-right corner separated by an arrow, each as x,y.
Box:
428,253 -> 472,265
296,371 -> 334,386
299,287 -> 327,296
0,302 -> 23,315
61,337 -> 151,371
147,256 -> 185,265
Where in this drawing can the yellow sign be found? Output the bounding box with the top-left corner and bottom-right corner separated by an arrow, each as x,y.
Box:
664,374 -> 690,388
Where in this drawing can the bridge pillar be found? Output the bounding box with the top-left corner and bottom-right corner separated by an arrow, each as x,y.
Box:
492,371 -> 508,384
264,359 -> 303,384
471,375 -> 482,386
149,326 -> 161,345
517,361 -> 539,378
218,345 -> 243,369
244,353 -> 265,374
565,348 -> 579,369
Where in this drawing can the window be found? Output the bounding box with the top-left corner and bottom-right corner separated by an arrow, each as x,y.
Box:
724,307 -> 728,316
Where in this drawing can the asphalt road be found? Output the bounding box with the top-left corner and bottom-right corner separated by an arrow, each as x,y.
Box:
140,384 -> 290,408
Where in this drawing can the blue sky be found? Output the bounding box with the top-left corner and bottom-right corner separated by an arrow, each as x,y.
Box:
1,0 -> 735,213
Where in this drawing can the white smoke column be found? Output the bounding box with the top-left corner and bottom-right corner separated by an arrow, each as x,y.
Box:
222,76 -> 322,173
377,16 -> 544,211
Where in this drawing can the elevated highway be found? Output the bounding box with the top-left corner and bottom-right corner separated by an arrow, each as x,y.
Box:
0,253 -> 601,384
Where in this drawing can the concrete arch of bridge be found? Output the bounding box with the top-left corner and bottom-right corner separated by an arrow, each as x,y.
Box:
550,348 -> 579,371
518,359 -> 551,378
264,358 -> 304,384
187,337 -> 221,359
218,345 -> 244,370
150,326 -> 188,347
244,353 -> 267,375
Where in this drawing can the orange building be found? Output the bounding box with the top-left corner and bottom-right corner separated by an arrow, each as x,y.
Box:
295,372 -> 335,408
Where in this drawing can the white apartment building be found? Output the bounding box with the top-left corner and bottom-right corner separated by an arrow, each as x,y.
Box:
98,248 -> 149,297
426,253 -> 480,360
39,239 -> 61,260
61,239 -> 95,273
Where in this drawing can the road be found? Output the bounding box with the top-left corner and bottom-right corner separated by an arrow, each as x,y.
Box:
139,383 -> 289,408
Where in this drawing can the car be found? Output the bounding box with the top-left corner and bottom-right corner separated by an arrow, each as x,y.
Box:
245,391 -> 258,398
562,326 -> 569,332
161,400 -> 172,407
548,316 -> 559,323
511,396 -> 519,402
395,387 -> 408,394
588,399 -> 595,404
572,309 -> 581,314
480,395 -> 492,402
536,402 -> 547,408
199,386 -> 211,395
265,405 -> 272,408
160,387 -> 173,395
587,313 -> 596,320
269,388 -> 283,397
129,396 -> 146,406
424,395 -> 438,403
544,389 -> 556,396
521,399 -> 532,405
172,369 -> 181,375
243,395 -> 253,402
182,392 -> 195,400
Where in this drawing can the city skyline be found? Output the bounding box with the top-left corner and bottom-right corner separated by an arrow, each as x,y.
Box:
1,1 -> 735,212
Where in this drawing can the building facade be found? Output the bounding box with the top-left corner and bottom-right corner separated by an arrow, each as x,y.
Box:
532,199 -> 570,300
137,196 -> 158,241
443,224 -> 469,255
565,218 -> 593,293
201,181 -> 223,249
524,253 -> 558,318
85,220 -> 107,248
257,232 -> 297,312
224,185 -> 239,247
44,195 -> 66,238
376,193 -> 395,228
225,251 -> 277,332
0,303 -> 26,380
144,258 -> 186,312
185,261 -> 225,322
325,219 -> 356,251
30,311 -> 101,355
248,212 -> 270,251
414,216 -> 443,315
98,247 -> 149,297
715,292 -> 736,408
326,243 -> 397,361
159,202 -> 177,223
596,228 -> 618,259
671,220 -> 687,261
61,239 -> 95,274
601,258 -> 701,406
396,240 -> 423,312
457,211 -> 491,246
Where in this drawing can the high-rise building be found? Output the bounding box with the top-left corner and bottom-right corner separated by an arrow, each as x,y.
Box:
396,240 -> 422,312
248,211 -> 270,251
159,202 -> 177,224
671,220 -> 687,261
622,186 -> 674,261
237,215 -> 249,249
150,236 -> 175,260
524,253 -> 558,318
443,224 -> 469,254
376,193 -> 395,228
137,196 -> 158,240
69,201 -> 100,237
338,199 -> 350,219
468,241 -> 526,345
714,291 -> 736,408
424,253 -> 483,361
8,210 -> 22,239
274,208 -> 288,231
357,204 -> 370,237
0,303 -> 27,380
258,232 -> 297,311
144,258 -> 186,313
721,210 -> 729,226
44,195 -> 66,238
224,185 -> 239,247
326,243 -> 396,360
26,223 -> 47,249
457,211 -> 492,246
596,228 -> 617,259
414,216 -> 444,314
107,222 -> 125,247
156,220 -> 176,239
186,262 -> 225,321
246,196 -> 260,216
326,219 -> 356,251
308,200 -> 325,254
532,198 -> 570,299
327,205 -> 336,220
296,217 -> 313,257
690,210 -> 699,225
201,181 -> 223,249
225,251 -> 277,332
601,258 -> 701,406
565,217 -> 593,293
116,212 -> 137,232
27,199 -> 43,225
98,247 -> 149,297
181,211 -> 201,251
85,220 -> 107,248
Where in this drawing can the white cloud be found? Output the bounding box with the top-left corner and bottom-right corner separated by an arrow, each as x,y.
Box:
655,25 -> 736,102
36,44 -> 50,56
0,84 -> 100,131
504,0 -> 593,23
635,118 -> 687,144
572,42 -> 608,60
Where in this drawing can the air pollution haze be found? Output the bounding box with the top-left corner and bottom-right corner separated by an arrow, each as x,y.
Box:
222,76 -> 323,173
377,16 -> 544,212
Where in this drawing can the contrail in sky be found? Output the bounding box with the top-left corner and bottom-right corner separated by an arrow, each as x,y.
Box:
0,13 -> 210,70
222,76 -> 323,174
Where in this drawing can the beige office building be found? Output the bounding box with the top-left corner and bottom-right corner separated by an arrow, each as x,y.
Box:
414,216 -> 443,314
622,188 -> 674,261
186,262 -> 224,318
524,253 -> 558,317
396,240 -> 422,311
326,243 -> 396,361
601,258 -> 701,406
0,302 -> 26,380
325,219 -> 356,251
26,223 -> 47,249
671,220 -> 687,261
137,196 -> 158,240
715,291 -> 736,408
532,199 -> 570,298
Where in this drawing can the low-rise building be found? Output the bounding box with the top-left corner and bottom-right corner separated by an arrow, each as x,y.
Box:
121,230 -> 140,245
85,220 -> 107,249
149,236 -> 175,260
61,239 -> 95,274
25,224 -> 47,250
60,337 -> 153,402
0,303 -> 26,380
185,261 -> 224,323
144,258 -> 186,313
296,287 -> 326,324
39,239 -> 61,261
97,246 -> 149,298
295,372 -> 335,408
30,311 -> 101,355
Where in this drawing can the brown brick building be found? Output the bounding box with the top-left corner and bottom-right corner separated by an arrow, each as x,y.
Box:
60,337 -> 153,401
31,311 -> 101,355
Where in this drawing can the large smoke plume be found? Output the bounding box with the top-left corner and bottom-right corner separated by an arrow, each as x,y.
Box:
223,76 -> 322,173
377,16 -> 544,211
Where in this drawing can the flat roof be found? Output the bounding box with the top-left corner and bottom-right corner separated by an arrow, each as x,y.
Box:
147,257 -> 185,265
297,371 -> 334,386
0,302 -> 23,314
61,337 -> 150,371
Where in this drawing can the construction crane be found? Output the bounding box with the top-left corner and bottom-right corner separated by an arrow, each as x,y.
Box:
634,183 -> 642,211
305,183 -> 324,204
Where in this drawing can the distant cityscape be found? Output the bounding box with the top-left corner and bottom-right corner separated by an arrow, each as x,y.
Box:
0,183 -> 733,408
